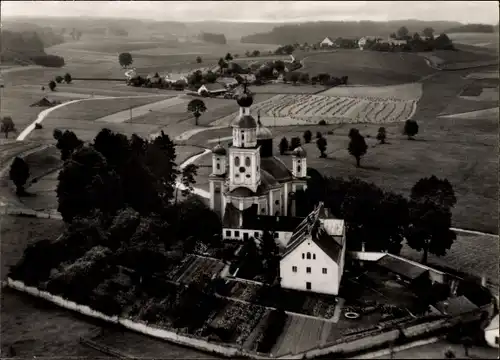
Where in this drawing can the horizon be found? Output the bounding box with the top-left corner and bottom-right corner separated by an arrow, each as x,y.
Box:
2,1 -> 499,25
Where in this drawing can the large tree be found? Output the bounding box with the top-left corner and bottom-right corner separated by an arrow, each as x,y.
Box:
397,26 -> 410,39
316,136 -> 327,158
376,127 -> 386,144
403,120 -> 419,140
118,52 -> 133,68
224,53 -> 233,62
406,199 -> 456,264
278,137 -> 288,155
187,99 -> 207,126
347,129 -> 368,167
55,130 -> 84,161
410,175 -> 457,210
9,157 -> 30,195
422,27 -> 434,38
1,116 -> 16,139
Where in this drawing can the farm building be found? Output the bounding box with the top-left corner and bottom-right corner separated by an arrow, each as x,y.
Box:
280,203 -> 346,296
320,37 -> 335,47
165,73 -> 188,84
208,87 -> 308,219
358,36 -> 383,50
198,83 -> 227,96
484,314 -> 499,348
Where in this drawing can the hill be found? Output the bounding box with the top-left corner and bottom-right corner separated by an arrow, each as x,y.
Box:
185,21 -> 277,40
240,20 -> 463,44
445,24 -> 497,34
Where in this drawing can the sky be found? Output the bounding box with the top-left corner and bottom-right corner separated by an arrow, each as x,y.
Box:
2,1 -> 499,24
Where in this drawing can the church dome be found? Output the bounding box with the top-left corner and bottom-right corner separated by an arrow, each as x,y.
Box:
292,146 -> 307,158
256,126 -> 273,140
236,92 -> 254,108
212,144 -> 226,155
233,115 -> 257,129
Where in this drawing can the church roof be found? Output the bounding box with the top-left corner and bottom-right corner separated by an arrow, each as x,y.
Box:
227,169 -> 279,198
212,144 -> 227,155
233,115 -> 257,129
261,157 -> 293,182
257,126 -> 273,140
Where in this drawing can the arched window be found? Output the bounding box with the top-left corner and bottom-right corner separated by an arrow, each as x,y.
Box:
216,163 -> 220,170
313,254 -> 316,260
275,200 -> 280,205
234,156 -> 240,166
297,165 -> 301,173
302,253 -> 305,259
245,156 -> 251,166
306,252 -> 311,259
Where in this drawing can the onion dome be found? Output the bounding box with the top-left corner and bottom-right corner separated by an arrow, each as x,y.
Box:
257,126 -> 273,140
292,146 -> 307,158
237,92 -> 254,107
212,143 -> 226,155
233,115 -> 257,129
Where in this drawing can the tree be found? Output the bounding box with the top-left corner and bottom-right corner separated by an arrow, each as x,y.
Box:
303,130 -> 312,143
55,75 -> 63,83
179,164 -> 198,199
49,80 -> 56,91
406,199 -> 456,264
187,99 -> 207,126
53,128 -> 63,141
260,230 -> 279,283
348,130 -> 368,167
64,73 -> 72,84
403,120 -> 419,140
203,71 -> 217,84
118,52 -> 133,68
273,60 -> 285,73
299,72 -> 309,84
411,175 -> 457,210
278,137 -> 288,155
423,27 -> 434,38
55,130 -> 84,161
217,58 -> 227,74
9,157 -> 30,195
252,50 -> 260,57
389,32 -> 397,39
316,136 -> 327,158
397,26 -> 410,39
196,56 -> 202,63
224,53 -> 233,62
289,137 -> 301,151
1,116 -> 16,139
376,127 -> 386,144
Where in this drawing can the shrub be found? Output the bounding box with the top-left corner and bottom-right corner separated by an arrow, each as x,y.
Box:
403,120 -> 419,139
278,137 -> 288,155
48,80 -> 56,91
35,123 -> 43,129
318,120 -> 327,125
64,73 -> 72,84
316,131 -> 322,139
31,55 -> 65,68
289,137 -> 301,151
55,75 -> 63,83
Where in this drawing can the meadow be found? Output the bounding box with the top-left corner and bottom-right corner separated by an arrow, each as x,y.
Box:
448,32 -> 500,49
301,50 -> 435,85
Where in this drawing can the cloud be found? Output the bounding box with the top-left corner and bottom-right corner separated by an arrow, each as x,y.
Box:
2,1 -> 499,24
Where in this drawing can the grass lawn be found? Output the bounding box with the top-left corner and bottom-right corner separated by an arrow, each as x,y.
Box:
301,50 -> 435,85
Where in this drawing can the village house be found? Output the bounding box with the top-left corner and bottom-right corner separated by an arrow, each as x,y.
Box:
320,36 -> 335,47
358,36 -> 383,50
198,83 -> 227,96
164,73 -> 188,84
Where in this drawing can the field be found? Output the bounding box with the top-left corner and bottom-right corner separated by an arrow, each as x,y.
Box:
301,51 -> 435,85
448,32 -> 500,49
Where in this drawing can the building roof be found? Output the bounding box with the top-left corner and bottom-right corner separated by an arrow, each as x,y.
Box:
435,296 -> 479,317
232,114 -> 257,129
257,126 -> 273,140
485,314 -> 499,331
218,77 -> 238,85
165,73 -> 186,82
212,144 -> 227,155
281,203 -> 343,263
200,83 -> 226,92
377,255 -> 429,281
292,146 -> 307,158
261,157 -> 293,182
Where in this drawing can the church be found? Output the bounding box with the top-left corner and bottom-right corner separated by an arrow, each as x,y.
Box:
208,88 -> 347,296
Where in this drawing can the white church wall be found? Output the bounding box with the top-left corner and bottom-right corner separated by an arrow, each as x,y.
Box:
280,239 -> 340,295
223,228 -> 293,246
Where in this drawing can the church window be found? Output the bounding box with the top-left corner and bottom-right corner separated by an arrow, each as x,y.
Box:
275,200 -> 279,205
216,163 -> 220,170
297,159 -> 301,164
292,266 -> 297,273
274,232 -> 279,239
226,230 -> 231,237
261,208 -> 266,213
297,165 -> 301,173
306,267 -> 311,273
313,254 -> 316,260
234,156 -> 240,166
302,253 -> 305,259
245,156 -> 251,166
322,268 -> 327,274
235,231 -> 240,237
306,252 -> 311,259
246,174 -> 251,178
239,166 -> 246,173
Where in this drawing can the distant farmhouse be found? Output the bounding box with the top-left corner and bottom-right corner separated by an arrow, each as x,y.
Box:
320,37 -> 335,47
198,83 -> 226,96
358,36 -> 383,50
164,73 -> 188,84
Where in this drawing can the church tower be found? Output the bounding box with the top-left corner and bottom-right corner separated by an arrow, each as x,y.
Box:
209,143 -> 227,216
228,85 -> 261,193
292,146 -> 307,178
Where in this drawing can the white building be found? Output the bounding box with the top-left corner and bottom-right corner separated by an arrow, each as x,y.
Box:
165,73 -> 188,84
198,83 -> 227,96
320,37 -> 335,47
485,314 -> 499,348
358,36 -> 382,50
279,203 -> 346,296
209,88 -> 308,224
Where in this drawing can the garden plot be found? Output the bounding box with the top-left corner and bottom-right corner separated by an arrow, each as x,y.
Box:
172,255 -> 225,284
318,83 -> 423,101
272,315 -> 328,357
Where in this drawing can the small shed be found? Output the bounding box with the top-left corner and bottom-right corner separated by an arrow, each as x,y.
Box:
377,255 -> 429,284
